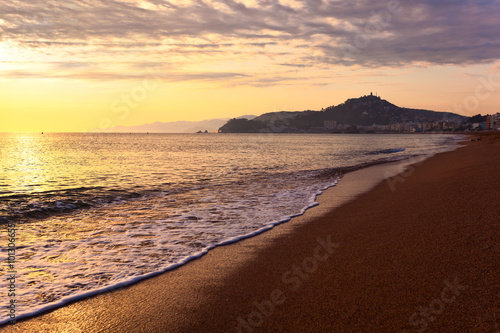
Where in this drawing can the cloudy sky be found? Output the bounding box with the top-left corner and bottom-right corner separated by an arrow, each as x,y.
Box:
1,0 -> 499,132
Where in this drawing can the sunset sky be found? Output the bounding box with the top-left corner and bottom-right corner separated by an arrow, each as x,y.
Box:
1,0 -> 499,132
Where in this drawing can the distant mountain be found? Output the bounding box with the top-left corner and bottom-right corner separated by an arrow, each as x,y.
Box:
98,115 -> 256,133
219,95 -> 467,133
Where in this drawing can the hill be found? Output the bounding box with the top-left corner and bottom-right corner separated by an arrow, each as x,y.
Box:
218,95 -> 467,133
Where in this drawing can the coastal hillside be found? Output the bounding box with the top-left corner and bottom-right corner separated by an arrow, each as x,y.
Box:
218,95 -> 467,133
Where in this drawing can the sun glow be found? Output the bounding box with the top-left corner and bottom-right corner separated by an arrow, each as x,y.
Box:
0,43 -> 14,64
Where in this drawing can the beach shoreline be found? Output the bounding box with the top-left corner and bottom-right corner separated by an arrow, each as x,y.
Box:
2,133 -> 499,332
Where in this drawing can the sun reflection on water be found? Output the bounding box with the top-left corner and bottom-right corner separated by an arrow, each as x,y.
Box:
1,133 -> 50,195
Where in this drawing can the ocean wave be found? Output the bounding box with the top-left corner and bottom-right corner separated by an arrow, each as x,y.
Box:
0,188 -> 143,222
366,148 -> 405,155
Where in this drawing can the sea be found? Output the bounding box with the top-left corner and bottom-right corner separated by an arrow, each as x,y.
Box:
0,132 -> 464,324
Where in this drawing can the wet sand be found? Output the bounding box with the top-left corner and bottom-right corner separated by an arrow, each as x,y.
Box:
2,133 -> 499,332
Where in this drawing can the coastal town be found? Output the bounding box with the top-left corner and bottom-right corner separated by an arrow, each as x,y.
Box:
313,112 -> 500,133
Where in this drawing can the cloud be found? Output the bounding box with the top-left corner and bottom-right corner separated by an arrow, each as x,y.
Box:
0,0 -> 499,84
0,67 -> 249,82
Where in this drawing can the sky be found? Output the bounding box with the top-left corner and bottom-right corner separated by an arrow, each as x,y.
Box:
1,0 -> 500,132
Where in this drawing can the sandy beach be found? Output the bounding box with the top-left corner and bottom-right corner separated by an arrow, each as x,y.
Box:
2,133 -> 499,332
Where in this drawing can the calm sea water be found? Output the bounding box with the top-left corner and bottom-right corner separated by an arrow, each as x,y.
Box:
0,133 -> 463,324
